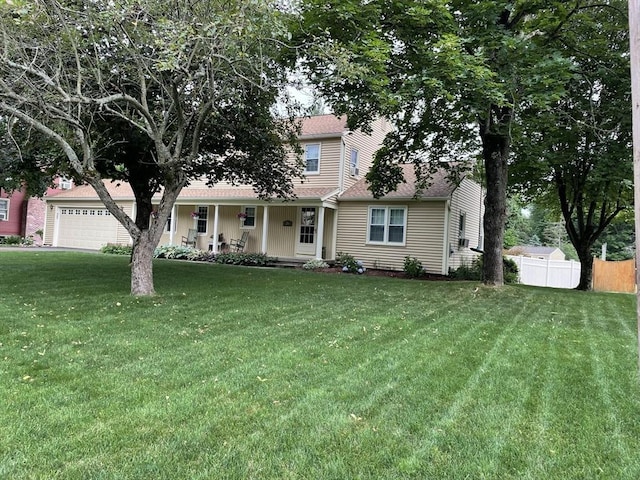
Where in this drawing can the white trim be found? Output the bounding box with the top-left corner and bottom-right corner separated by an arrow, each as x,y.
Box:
261,206 -> 269,253
212,204 -> 220,253
0,198 -> 8,221
240,205 -> 257,229
339,137 -> 346,192
443,200 -> 451,275
53,206 -> 60,246
303,143 -> 321,175
315,206 -> 325,259
169,204 -> 176,245
366,205 -> 407,246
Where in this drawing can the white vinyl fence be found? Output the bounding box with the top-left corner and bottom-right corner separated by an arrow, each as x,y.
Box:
506,255 -> 581,289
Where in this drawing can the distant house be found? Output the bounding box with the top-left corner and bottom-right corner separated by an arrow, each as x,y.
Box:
43,115 -> 484,273
506,245 -> 566,261
0,177 -> 73,243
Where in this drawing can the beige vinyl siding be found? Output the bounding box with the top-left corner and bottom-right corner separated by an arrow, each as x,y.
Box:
447,178 -> 483,272
342,117 -> 388,191
43,204 -> 56,245
321,208 -> 336,259
293,138 -> 342,189
336,201 -> 448,273
263,206 -> 298,256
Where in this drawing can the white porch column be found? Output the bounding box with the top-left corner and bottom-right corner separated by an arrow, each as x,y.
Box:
212,204 -> 220,253
169,204 -> 176,245
315,206 -> 326,259
261,205 -> 269,253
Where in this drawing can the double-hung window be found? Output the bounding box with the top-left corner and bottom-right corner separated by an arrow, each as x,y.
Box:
196,206 -> 208,234
367,206 -> 407,245
0,199 -> 8,221
304,144 -> 320,174
241,206 -> 256,228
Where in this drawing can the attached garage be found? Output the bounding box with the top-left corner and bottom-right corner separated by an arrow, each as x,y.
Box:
54,207 -> 121,249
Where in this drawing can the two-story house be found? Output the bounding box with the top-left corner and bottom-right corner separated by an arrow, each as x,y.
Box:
43,114 -> 483,274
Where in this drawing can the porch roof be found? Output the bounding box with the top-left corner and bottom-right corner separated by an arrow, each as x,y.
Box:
46,181 -> 339,203
339,164 -> 458,201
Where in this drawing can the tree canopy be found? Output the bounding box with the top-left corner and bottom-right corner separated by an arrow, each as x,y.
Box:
295,0 -> 622,286
0,0 -> 301,295
510,0 -> 631,289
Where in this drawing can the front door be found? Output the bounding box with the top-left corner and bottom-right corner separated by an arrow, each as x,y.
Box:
296,207 -> 316,256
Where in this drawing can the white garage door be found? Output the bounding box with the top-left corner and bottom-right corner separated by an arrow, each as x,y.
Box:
55,207 -> 120,250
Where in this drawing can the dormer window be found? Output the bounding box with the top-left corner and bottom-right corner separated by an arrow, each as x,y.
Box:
304,144 -> 320,174
59,177 -> 73,190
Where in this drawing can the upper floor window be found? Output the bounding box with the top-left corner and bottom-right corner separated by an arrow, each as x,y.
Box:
59,177 -> 73,190
367,206 -> 407,245
304,144 -> 320,174
350,149 -> 359,176
240,206 -> 256,228
0,198 -> 8,220
196,206 -> 208,234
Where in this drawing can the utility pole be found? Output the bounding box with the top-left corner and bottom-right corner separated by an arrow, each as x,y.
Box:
629,0 -> 640,373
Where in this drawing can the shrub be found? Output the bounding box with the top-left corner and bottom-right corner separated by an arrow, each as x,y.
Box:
503,257 -> 519,284
101,244 -> 133,256
336,251 -> 366,274
450,256 -> 519,284
1,235 -> 24,245
154,245 -> 202,260
403,256 -> 425,278
212,252 -> 276,266
449,259 -> 482,281
302,259 -> 330,270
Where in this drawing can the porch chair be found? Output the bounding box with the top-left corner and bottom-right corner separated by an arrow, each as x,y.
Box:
229,231 -> 249,252
181,229 -> 198,248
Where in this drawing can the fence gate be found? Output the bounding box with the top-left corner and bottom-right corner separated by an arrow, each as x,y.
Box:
592,258 -> 636,293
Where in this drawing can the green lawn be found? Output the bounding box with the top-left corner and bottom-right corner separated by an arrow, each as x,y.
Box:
1,251 -> 639,479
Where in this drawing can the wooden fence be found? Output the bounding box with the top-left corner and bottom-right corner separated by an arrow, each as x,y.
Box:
592,258 -> 636,293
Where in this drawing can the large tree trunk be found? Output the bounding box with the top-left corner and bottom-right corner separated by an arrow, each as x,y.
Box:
575,245 -> 594,291
480,130 -> 510,286
130,231 -> 157,296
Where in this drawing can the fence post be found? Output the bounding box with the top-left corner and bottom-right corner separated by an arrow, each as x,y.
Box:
545,256 -> 552,287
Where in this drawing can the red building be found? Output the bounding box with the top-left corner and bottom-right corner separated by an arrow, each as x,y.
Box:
1,179 -> 72,243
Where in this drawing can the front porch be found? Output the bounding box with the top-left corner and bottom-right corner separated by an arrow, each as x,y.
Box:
159,203 -> 338,261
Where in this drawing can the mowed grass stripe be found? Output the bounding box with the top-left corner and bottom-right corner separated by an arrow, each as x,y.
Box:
1,251 -> 640,479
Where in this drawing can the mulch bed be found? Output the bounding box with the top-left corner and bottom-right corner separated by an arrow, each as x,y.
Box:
316,266 -> 452,281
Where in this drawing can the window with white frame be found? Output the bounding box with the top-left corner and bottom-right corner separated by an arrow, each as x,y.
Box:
350,149 -> 359,176
241,206 -> 256,228
196,206 -> 208,234
367,206 -> 407,244
304,144 -> 320,174
0,199 -> 8,220
59,177 -> 73,190
459,213 -> 466,238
